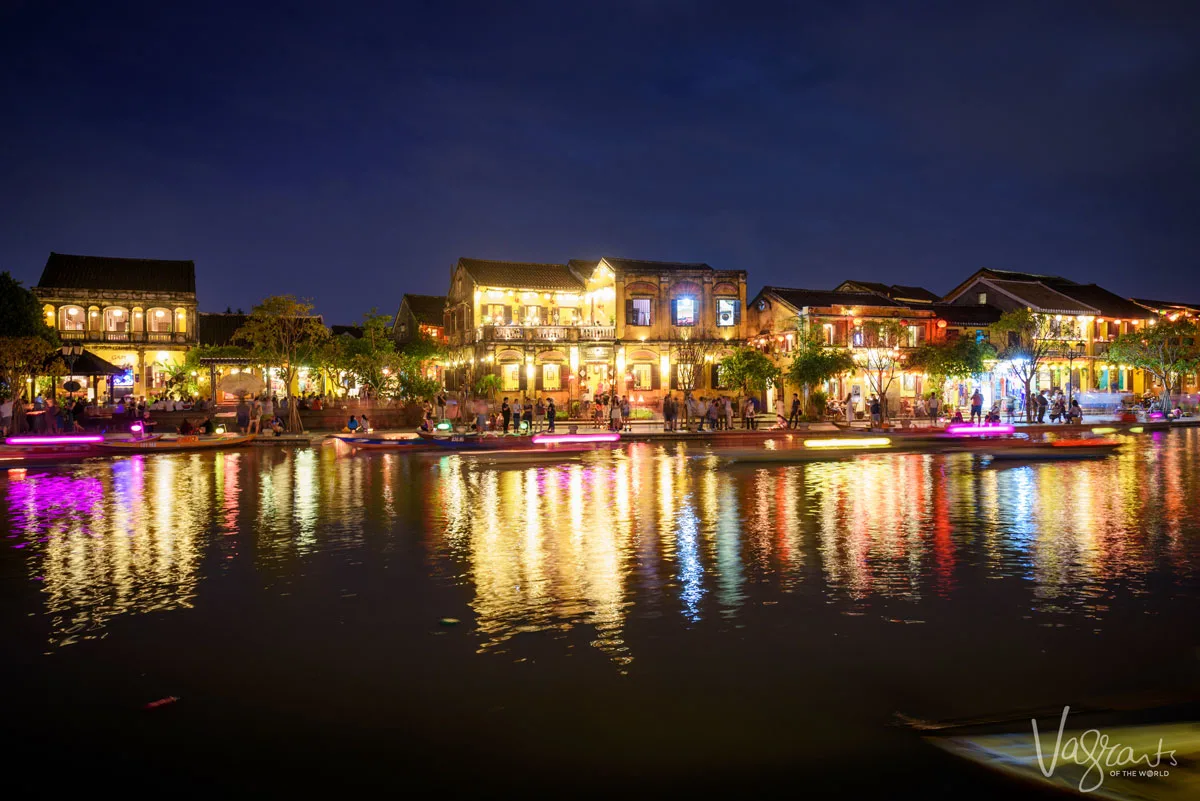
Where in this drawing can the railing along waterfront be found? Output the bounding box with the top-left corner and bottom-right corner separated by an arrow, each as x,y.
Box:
474,324 -> 617,343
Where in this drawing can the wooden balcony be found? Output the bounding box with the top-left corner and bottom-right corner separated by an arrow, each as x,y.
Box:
54,329 -> 193,346
473,324 -> 616,344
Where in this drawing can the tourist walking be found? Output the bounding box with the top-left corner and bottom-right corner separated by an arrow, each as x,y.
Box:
788,393 -> 801,428
546,398 -> 557,432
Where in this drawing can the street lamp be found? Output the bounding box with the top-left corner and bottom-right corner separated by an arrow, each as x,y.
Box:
1064,341 -> 1086,406
60,344 -> 83,399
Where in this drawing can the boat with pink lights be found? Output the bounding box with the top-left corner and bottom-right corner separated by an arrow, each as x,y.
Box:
986,438 -> 1122,461
416,430 -> 620,452
0,434 -> 108,468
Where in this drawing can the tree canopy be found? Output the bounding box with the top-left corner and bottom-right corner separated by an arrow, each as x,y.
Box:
908,337 -> 996,385
785,326 -> 856,392
718,347 -> 780,397
1107,317 -> 1200,411
993,308 -> 1056,421
0,272 -> 54,340
234,295 -> 329,431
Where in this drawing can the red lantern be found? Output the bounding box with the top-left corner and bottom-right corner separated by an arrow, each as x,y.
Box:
899,319 -> 908,326
936,319 -> 947,329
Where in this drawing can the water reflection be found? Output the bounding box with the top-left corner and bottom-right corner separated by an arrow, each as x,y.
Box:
1,430 -> 1197,658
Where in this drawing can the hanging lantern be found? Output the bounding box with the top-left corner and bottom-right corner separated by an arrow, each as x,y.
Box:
937,320 -> 947,329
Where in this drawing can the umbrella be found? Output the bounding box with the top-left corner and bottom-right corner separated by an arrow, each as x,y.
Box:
217,372 -> 265,396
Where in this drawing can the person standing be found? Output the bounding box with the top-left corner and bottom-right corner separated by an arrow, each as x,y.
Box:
869,395 -> 882,428
250,395 -> 263,434
788,393 -> 802,428
609,395 -> 622,431
662,393 -> 674,432
236,396 -> 251,434
723,396 -> 734,431
845,392 -> 855,425
500,396 -> 511,433
436,392 -> 446,420
1036,390 -> 1049,423
741,396 -> 753,430
546,398 -> 557,432
706,397 -> 719,432
533,397 -> 545,432
511,397 -> 523,432
970,389 -> 984,425
620,395 -> 631,431
0,396 -> 12,437
1004,395 -> 1015,424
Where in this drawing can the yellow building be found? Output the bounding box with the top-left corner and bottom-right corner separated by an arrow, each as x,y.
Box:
34,252 -> 197,399
443,257 -> 749,412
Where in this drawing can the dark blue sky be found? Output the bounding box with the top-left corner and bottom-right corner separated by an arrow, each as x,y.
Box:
3,1 -> 1198,323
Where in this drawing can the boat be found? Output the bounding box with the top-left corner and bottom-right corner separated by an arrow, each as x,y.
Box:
333,434 -> 435,451
0,434 -> 108,469
987,438 -> 1121,461
905,704 -> 1200,800
96,433 -> 256,452
723,437 -> 893,464
416,430 -> 619,452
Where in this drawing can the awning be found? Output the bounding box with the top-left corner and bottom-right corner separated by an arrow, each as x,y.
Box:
58,349 -> 126,376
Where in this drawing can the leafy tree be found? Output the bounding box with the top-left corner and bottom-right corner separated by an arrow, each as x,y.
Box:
718,347 -> 780,400
180,344 -> 253,398
0,337 -> 58,400
474,373 -> 502,400
908,337 -> 996,395
1107,317 -> 1200,412
786,326 -> 856,412
341,311 -> 397,397
0,272 -> 55,340
234,296 -> 329,432
993,309 -> 1056,422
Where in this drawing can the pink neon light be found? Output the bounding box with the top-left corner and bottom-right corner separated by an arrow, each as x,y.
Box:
946,424 -> 1015,436
6,435 -> 104,445
531,432 -> 620,444
130,422 -> 144,433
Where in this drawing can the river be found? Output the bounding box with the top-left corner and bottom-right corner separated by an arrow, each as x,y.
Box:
2,429 -> 1198,795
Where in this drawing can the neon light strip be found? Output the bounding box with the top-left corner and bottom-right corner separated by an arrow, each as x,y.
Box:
804,437 -> 891,449
946,424 -> 1015,435
1090,427 -> 1117,434
6,435 -> 104,445
1129,426 -> 1144,433
531,433 -> 620,444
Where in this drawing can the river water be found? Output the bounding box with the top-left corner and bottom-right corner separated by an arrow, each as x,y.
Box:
2,430 -> 1198,794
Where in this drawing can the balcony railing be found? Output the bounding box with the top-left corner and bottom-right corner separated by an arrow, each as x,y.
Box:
53,329 -> 193,345
473,324 -> 617,344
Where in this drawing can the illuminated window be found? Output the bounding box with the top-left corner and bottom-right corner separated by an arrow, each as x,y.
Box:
523,305 -> 543,325
716,298 -> 740,327
673,297 -> 696,326
542,363 -> 561,390
556,306 -> 578,325
58,306 -> 84,331
501,363 -> 521,391
629,298 -> 652,326
631,363 -> 652,389
485,304 -> 510,324
149,308 -> 172,332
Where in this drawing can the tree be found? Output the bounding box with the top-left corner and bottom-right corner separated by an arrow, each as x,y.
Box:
855,320 -> 913,421
341,311 -> 397,398
718,347 -> 780,400
0,272 -> 54,339
234,296 -> 329,432
668,328 -> 720,393
785,325 -> 856,413
1107,317 -> 1200,413
908,337 -> 996,400
474,373 -> 501,400
0,337 -> 58,400
993,308 -> 1056,422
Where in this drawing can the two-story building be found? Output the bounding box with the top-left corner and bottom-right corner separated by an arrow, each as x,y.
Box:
442,256 -> 750,413
747,286 -> 937,415
943,269 -> 1156,401
393,294 -> 447,345
34,252 -> 198,396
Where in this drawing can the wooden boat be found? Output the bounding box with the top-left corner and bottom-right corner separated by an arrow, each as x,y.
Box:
333,434 -> 434,451
987,438 -> 1121,461
908,706 -> 1200,800
96,433 -> 256,452
723,437 -> 893,464
0,434 -> 111,468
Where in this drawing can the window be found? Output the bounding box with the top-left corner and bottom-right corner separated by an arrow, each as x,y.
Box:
977,292 -> 988,305
556,306 -> 578,325
485,304 -> 510,324
673,297 -> 696,326
523,305 -> 543,325
541,363 -> 561,390
149,308 -> 171,332
105,307 -> 129,332
631,363 -> 652,389
908,325 -> 921,347
716,298 -> 740,327
628,298 -> 652,326
501,363 -> 521,391
59,306 -> 84,331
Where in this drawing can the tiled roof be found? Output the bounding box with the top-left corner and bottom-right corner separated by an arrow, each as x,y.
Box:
1042,283 -> 1150,319
835,280 -> 892,295
401,294 -> 446,326
600,257 -> 718,273
889,285 -> 941,303
763,286 -> 901,310
981,268 -> 1077,285
332,325 -> 363,339
37,252 -> 196,294
1131,297 -> 1200,314
198,313 -> 248,346
458,258 -> 584,291
927,303 -> 1004,326
987,279 -> 1095,313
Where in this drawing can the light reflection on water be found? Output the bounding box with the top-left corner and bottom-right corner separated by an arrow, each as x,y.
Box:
1,430 -> 1197,660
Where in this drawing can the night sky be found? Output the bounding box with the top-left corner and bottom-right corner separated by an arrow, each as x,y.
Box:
3,1 -> 1198,323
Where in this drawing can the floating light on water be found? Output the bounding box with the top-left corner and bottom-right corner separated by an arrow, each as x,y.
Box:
7,435 -> 103,445
803,437 -> 891,449
435,421 -> 452,431
946,424 -> 1015,436
1130,426 -> 1144,433
531,432 -> 620,444
1090,427 -> 1117,435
